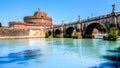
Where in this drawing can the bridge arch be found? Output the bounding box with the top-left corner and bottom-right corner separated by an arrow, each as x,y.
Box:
54,29 -> 61,37
84,23 -> 107,38
65,27 -> 75,38
48,30 -> 52,36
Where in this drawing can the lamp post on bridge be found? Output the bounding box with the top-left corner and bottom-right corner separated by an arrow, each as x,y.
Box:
52,25 -> 54,37
78,15 -> 83,38
111,4 -> 118,28
61,20 -> 65,38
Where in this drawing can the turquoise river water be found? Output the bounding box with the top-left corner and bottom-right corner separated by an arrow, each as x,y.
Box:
0,38 -> 119,68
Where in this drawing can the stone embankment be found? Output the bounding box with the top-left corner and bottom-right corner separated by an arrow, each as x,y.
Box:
0,28 -> 46,39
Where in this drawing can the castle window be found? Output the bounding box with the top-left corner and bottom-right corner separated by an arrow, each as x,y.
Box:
41,16 -> 44,18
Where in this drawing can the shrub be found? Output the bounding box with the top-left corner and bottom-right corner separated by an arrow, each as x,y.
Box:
45,32 -> 49,38
97,24 -> 106,31
108,27 -> 118,41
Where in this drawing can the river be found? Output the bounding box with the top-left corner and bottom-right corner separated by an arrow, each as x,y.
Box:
0,38 -> 119,68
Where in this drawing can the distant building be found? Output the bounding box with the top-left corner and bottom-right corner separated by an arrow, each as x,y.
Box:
9,10 -> 52,29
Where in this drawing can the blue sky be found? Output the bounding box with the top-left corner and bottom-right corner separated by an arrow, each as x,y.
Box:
0,0 -> 120,26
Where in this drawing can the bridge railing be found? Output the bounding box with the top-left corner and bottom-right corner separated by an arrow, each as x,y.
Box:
81,13 -> 113,23
51,12 -> 120,28
53,25 -> 61,28
65,21 -> 78,26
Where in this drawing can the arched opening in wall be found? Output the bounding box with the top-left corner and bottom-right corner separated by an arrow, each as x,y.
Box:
65,27 -> 74,38
48,31 -> 52,36
54,29 -> 61,38
84,23 -> 107,38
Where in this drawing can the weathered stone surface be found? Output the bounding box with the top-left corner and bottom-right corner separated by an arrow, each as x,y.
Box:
29,29 -> 46,37
0,28 -> 46,38
0,28 -> 29,36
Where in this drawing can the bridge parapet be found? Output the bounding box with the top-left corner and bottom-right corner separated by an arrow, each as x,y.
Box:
65,21 -> 78,26
51,11 -> 120,31
53,25 -> 61,28
51,11 -> 119,29
81,13 -> 115,23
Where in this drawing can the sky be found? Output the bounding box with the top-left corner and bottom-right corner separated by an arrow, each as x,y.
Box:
0,0 -> 120,26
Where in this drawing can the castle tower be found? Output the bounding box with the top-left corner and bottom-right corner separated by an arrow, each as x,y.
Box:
24,10 -> 52,28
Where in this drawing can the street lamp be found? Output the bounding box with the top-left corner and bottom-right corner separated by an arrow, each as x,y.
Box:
78,15 -> 83,36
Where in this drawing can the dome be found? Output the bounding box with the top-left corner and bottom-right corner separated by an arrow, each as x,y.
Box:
33,11 -> 47,18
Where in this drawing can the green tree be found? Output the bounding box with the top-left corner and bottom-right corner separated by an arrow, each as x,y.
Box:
108,27 -> 118,40
97,24 -> 106,31
45,32 -> 49,38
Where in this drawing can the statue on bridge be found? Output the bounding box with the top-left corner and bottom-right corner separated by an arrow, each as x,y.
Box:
112,4 -> 116,12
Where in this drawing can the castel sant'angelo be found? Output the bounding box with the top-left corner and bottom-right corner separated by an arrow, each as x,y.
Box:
0,10 -> 52,38
9,10 -> 52,29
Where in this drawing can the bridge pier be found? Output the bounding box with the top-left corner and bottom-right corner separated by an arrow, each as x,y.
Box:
83,34 -> 94,38
60,32 -> 64,38
53,32 -> 64,38
76,32 -> 83,39
71,29 -> 83,39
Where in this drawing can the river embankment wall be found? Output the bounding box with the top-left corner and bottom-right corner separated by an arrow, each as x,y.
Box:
0,28 -> 46,39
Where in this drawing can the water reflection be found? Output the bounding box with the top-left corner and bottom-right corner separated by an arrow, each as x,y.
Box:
90,47 -> 120,68
0,49 -> 42,64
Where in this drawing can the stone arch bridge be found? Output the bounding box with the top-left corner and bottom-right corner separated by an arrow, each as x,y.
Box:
48,5 -> 120,38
